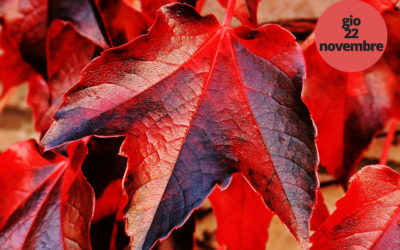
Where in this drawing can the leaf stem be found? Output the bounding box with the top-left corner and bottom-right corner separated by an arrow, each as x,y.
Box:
222,0 -> 236,27
380,119 -> 398,165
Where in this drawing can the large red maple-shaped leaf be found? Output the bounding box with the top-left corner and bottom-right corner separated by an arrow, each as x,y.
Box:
0,140 -> 94,249
27,20 -> 98,135
311,165 -> 400,249
302,7 -> 400,183
42,4 -> 318,248
209,173 -> 274,250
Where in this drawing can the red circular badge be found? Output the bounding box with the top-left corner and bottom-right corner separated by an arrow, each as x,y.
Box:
315,0 -> 387,72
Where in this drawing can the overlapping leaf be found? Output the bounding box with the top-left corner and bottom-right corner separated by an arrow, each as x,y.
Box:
209,173 -> 274,250
48,0 -> 108,48
301,4 -> 400,183
361,0 -> 398,13
311,165 -> 400,249
310,188 -> 330,231
0,0 -> 107,102
28,20 -> 98,135
217,0 -> 260,27
84,137 -> 127,222
42,3 -> 318,248
0,140 -> 94,249
95,0 -> 152,46
82,137 -> 129,249
0,26 -> 36,107
0,0 -> 48,78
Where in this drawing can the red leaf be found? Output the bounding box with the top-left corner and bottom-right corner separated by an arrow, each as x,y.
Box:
217,0 -> 260,27
382,11 -> 400,116
0,0 -> 49,77
26,75 -> 50,130
209,173 -> 273,250
42,4 -> 318,248
90,178 -> 128,250
0,140 -> 94,249
92,179 -> 124,222
302,42 -> 385,182
95,0 -> 152,46
82,137 -> 127,223
0,0 -> 107,105
0,0 -> 107,67
48,0 -> 108,49
311,165 -> 400,249
81,137 -> 129,249
361,0 -> 398,13
29,20 -> 98,135
302,10 -> 400,182
310,188 -> 330,231
0,27 -> 36,103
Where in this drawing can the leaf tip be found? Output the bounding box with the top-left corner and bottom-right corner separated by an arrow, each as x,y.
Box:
40,122 -> 66,151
